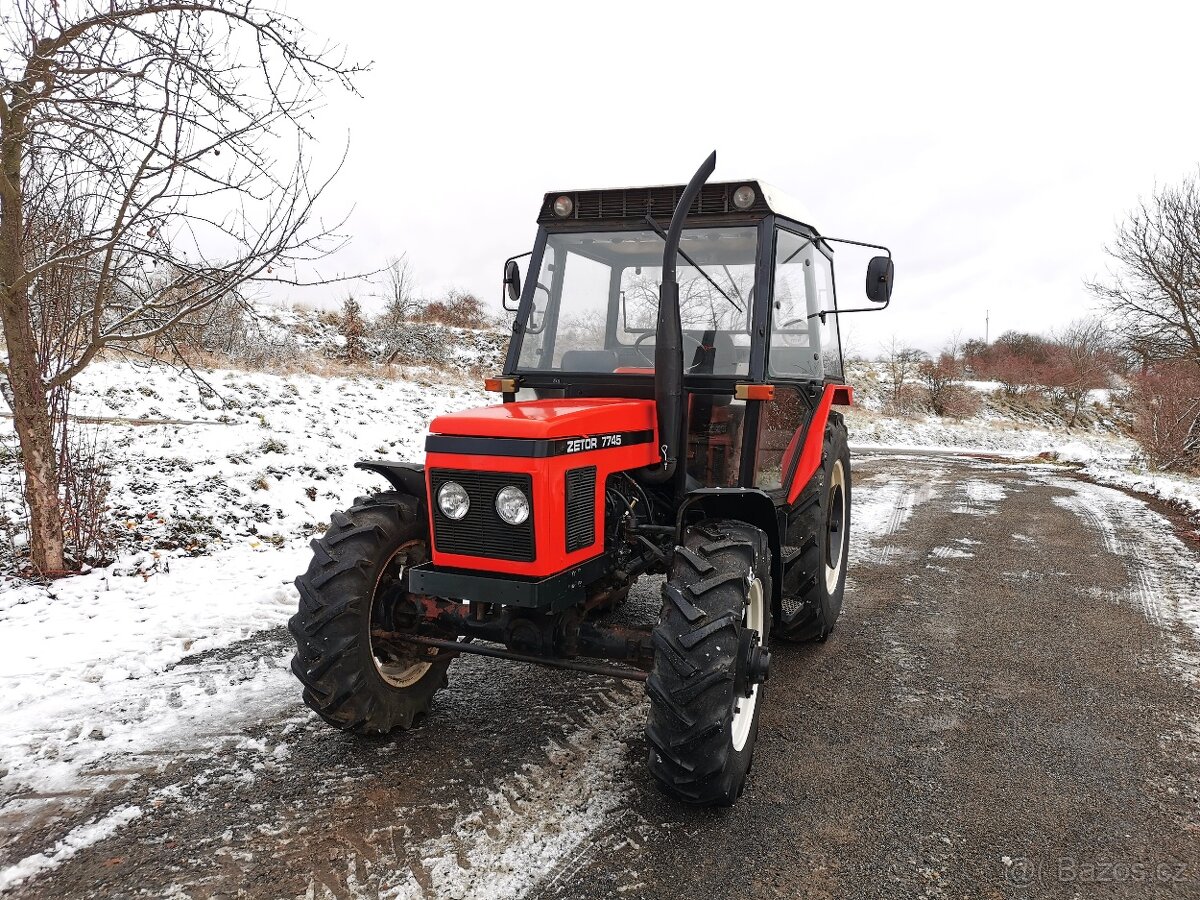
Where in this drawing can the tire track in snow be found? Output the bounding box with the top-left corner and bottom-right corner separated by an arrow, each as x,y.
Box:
850,461 -> 950,565
1052,480 -> 1200,638
303,684 -> 648,900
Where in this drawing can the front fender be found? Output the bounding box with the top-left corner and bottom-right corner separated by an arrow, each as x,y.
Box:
674,487 -> 783,610
355,460 -> 427,504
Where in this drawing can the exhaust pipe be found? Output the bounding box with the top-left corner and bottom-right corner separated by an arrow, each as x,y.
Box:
644,150 -> 717,486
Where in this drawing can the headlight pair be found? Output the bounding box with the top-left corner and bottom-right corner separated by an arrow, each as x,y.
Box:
437,481 -> 529,526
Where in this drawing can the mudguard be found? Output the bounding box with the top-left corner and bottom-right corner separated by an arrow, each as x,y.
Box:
674,487 -> 783,609
355,460 -> 427,502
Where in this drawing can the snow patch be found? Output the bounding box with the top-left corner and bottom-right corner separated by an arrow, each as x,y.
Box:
851,470 -> 945,564
377,690 -> 647,900
930,545 -> 974,560
0,805 -> 142,892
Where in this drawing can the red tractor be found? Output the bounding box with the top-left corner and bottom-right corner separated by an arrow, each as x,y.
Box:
289,153 -> 893,805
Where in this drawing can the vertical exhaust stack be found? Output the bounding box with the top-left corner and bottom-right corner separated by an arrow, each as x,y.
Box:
644,150 -> 717,488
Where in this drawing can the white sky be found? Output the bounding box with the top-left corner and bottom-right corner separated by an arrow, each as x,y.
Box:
285,0 -> 1200,356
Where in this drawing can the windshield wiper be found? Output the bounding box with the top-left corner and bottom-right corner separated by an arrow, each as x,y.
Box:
644,215 -> 743,313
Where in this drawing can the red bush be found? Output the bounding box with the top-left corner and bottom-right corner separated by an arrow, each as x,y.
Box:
1130,362 -> 1200,472
416,290 -> 489,328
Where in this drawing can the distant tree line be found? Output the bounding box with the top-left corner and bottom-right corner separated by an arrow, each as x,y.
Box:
879,321 -> 1119,427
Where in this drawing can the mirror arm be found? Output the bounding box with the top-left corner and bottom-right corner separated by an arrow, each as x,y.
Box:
804,299 -> 891,320
807,233 -> 893,310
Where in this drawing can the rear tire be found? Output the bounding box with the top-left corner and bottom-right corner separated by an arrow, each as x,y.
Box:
774,413 -> 851,642
289,491 -> 451,734
646,520 -> 772,806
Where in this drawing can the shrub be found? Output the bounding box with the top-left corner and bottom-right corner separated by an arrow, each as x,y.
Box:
1129,362 -> 1200,472
339,296 -> 369,362
918,352 -> 963,416
417,289 -> 489,328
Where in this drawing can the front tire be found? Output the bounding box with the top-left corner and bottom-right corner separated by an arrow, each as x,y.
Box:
645,520 -> 772,806
289,491 -> 451,734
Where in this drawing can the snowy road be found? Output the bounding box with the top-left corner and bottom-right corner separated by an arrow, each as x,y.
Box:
2,454 -> 1199,899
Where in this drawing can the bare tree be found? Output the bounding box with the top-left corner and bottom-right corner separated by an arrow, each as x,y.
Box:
879,337 -> 926,412
0,1 -> 362,572
1044,319 -> 1114,427
916,339 -> 980,419
418,289 -> 490,329
917,352 -> 960,417
1088,175 -> 1200,371
378,253 -> 420,325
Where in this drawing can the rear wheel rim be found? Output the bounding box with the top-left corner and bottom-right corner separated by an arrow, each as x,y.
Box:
824,459 -> 847,593
369,540 -> 434,689
731,576 -> 764,753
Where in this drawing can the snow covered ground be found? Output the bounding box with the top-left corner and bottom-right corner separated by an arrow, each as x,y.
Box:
0,360 -> 488,888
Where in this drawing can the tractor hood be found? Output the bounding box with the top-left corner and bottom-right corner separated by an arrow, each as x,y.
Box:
428,398 -> 656,441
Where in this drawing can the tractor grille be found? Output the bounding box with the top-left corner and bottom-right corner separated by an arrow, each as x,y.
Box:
565,466 -> 597,553
429,469 -> 535,562
538,182 -> 770,224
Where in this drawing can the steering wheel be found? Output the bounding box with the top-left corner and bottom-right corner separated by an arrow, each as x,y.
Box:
633,331 -> 705,366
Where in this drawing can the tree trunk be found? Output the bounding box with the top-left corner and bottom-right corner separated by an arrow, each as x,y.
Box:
0,303 -> 65,572
1,105 -> 66,573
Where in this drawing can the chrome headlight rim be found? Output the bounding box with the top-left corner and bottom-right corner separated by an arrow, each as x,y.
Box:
437,481 -> 470,520
494,485 -> 530,526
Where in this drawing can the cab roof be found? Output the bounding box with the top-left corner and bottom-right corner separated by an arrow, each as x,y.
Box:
537,179 -> 817,230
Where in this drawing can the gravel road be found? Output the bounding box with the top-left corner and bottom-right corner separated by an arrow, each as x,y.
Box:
3,454 -> 1199,899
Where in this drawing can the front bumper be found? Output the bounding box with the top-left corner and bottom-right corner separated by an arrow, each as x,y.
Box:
408,554 -> 610,612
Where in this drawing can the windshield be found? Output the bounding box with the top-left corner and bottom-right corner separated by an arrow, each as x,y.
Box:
515,226 -> 757,375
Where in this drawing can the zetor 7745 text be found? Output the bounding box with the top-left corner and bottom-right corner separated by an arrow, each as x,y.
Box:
289,152 -> 894,806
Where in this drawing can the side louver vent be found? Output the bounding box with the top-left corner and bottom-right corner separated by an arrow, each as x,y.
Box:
565,466 -> 597,554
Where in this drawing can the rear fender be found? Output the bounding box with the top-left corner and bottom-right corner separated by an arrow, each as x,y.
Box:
355,460 -> 427,504
674,487 -> 783,609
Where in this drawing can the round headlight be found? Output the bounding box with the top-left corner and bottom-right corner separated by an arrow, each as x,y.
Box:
495,485 -> 530,525
732,185 -> 756,209
552,195 -> 574,217
437,481 -> 470,520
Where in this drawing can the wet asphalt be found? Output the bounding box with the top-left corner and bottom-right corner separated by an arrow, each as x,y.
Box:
4,454 -> 1199,899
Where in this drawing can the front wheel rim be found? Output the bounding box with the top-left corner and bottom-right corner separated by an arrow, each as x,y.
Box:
731,576 -> 764,753
824,459 -> 847,593
369,540 -> 434,689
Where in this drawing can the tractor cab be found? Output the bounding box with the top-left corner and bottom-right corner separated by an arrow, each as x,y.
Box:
499,179 -> 873,494
291,154 -> 893,807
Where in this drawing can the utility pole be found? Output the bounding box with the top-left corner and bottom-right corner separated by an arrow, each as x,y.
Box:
985,309 -> 990,345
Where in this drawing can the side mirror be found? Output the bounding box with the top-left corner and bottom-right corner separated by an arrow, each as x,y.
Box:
503,259 -> 522,309
866,256 -> 894,304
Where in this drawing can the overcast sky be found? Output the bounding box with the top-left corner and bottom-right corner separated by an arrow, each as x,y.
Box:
285,0 -> 1200,356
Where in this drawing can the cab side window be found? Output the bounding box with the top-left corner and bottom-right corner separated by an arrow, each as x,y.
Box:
770,230 -> 842,380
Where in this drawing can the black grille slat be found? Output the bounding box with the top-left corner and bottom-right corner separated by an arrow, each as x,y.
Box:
694,184 -> 728,215
648,187 -> 677,219
574,191 -> 601,219
600,191 -> 626,218
430,469 -> 535,562
565,467 -> 597,553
